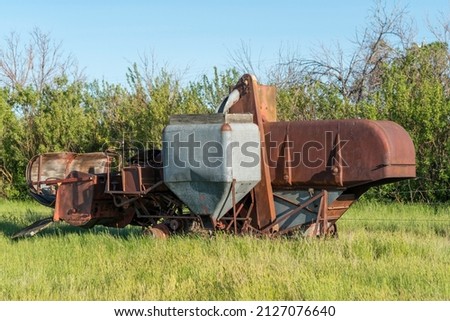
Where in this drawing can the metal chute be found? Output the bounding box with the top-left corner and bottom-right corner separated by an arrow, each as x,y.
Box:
216,89 -> 240,114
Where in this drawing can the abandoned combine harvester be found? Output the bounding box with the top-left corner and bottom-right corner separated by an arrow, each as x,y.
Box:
14,74 -> 416,239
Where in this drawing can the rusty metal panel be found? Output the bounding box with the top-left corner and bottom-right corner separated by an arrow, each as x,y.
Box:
27,152 -> 109,207
67,152 -> 108,175
264,119 -> 416,189
27,152 -> 75,188
27,152 -> 108,187
122,167 -> 142,193
228,74 -> 277,229
257,84 -> 277,122
327,193 -> 357,221
54,171 -> 95,226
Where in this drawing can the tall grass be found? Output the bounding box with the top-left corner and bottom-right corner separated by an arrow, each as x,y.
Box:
0,199 -> 448,300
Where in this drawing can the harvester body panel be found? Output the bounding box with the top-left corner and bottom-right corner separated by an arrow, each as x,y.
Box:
163,113 -> 261,221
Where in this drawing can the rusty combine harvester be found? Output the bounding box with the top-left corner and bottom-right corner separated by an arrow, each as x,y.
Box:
14,74 -> 416,239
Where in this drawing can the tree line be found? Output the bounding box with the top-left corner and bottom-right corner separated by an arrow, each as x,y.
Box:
0,3 -> 449,202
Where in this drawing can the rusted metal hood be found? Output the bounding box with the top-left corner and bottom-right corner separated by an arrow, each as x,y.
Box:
264,119 -> 416,189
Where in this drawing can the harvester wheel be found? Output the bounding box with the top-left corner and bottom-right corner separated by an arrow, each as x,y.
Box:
328,223 -> 338,238
144,224 -> 170,239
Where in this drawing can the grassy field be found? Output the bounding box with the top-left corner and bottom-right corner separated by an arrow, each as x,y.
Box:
0,199 -> 449,301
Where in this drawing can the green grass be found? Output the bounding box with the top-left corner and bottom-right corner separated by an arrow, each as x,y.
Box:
0,200 -> 449,300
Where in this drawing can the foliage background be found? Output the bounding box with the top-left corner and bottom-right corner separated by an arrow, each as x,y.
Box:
0,3 -> 449,203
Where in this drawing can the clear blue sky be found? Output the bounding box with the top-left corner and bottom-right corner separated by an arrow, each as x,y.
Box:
0,0 -> 448,84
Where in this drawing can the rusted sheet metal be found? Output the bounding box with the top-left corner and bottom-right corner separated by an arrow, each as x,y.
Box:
121,166 -> 162,194
27,152 -> 108,187
53,171 -> 96,226
51,169 -> 134,227
27,152 -> 109,207
326,193 -> 356,221
28,152 -> 157,228
228,74 -> 277,229
264,119 -> 416,189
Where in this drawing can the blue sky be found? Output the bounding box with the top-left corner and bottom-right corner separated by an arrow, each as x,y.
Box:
0,0 -> 448,84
